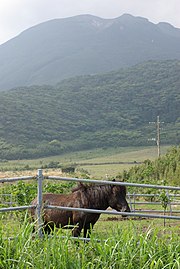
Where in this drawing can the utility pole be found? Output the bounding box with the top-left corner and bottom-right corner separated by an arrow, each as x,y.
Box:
149,116 -> 163,158
156,116 -> 160,158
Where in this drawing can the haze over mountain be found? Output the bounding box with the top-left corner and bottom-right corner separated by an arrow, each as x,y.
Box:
0,14 -> 180,90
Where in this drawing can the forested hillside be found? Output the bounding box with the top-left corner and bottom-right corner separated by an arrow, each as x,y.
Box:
0,60 -> 179,160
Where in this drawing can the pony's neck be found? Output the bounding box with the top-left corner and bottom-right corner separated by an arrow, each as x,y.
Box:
87,185 -> 111,210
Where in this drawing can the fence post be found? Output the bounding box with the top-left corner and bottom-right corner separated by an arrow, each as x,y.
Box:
133,192 -> 136,212
37,169 -> 43,237
167,191 -> 172,216
127,192 -> 133,212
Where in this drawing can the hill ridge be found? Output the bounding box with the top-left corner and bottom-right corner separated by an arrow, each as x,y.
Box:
0,14 -> 180,90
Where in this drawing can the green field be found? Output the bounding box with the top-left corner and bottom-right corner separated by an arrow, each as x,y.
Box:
0,145 -> 171,178
0,145 -> 180,268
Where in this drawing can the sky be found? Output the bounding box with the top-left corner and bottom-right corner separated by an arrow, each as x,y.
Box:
0,0 -> 180,45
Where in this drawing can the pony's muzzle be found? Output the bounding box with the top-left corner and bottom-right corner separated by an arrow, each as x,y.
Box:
121,205 -> 131,217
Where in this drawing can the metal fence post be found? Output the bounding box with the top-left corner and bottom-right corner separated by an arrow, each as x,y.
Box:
133,192 -> 136,212
37,169 -> 43,237
127,192 -> 133,212
167,191 -> 172,216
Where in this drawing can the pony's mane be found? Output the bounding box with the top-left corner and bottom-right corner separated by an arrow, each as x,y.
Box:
72,182 -> 110,192
119,185 -> 127,195
71,181 -> 127,210
72,181 -> 126,194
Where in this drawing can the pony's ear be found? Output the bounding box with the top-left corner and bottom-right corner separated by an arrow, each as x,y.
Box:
72,182 -> 86,192
79,182 -> 87,192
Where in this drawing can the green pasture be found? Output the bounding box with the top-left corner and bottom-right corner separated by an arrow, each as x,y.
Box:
0,144 -> 179,268
74,145 -> 170,178
0,145 -> 171,179
78,163 -> 135,179
0,210 -> 180,238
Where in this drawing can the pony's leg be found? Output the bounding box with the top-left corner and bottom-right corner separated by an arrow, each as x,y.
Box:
72,226 -> 81,237
83,226 -> 88,238
72,213 -> 84,237
84,224 -> 94,238
72,222 -> 83,237
43,222 -> 54,234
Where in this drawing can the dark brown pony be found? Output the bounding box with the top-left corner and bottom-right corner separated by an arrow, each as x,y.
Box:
30,180 -> 130,237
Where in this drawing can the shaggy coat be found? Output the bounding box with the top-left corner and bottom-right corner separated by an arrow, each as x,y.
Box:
30,180 -> 130,237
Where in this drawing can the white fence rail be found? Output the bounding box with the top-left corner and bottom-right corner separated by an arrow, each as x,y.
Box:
0,169 -> 180,238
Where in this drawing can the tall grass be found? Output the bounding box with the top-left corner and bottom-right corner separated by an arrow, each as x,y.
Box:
0,219 -> 179,269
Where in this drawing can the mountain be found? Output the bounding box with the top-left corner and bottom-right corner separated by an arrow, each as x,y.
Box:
0,14 -> 180,90
0,60 -> 179,160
